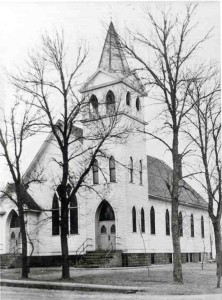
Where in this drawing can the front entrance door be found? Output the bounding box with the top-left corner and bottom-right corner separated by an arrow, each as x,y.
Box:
96,200 -> 116,250
99,221 -> 116,250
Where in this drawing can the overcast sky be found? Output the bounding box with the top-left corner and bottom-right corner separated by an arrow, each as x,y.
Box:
0,1 -> 220,196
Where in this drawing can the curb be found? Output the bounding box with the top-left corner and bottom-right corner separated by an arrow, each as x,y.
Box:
0,279 -> 144,293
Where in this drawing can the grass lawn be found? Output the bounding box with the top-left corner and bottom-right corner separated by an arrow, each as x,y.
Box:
1,263 -> 222,295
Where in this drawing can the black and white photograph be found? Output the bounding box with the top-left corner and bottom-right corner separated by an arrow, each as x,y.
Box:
0,1 -> 221,299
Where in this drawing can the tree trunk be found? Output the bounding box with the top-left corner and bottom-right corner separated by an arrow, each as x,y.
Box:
17,187 -> 29,279
213,220 -> 222,288
60,200 -> 70,279
171,132 -> 183,284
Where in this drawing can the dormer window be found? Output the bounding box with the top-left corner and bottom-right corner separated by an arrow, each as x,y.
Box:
136,97 -> 141,111
126,91 -> 131,106
106,90 -> 115,115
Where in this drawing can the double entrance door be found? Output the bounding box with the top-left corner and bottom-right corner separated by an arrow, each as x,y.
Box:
98,220 -> 116,250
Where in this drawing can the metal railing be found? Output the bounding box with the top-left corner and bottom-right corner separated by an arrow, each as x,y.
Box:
75,238 -> 93,266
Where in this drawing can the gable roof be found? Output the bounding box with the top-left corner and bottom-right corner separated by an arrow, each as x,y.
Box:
4,183 -> 41,212
147,155 -> 208,209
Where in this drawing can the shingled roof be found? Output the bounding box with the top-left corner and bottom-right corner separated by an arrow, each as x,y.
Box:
4,183 -> 41,212
147,155 -> 208,209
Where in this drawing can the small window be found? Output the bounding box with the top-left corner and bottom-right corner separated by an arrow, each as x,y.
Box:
191,214 -> 194,237
92,159 -> 99,184
139,160 -> 143,184
89,94 -> 99,115
151,253 -> 155,264
126,91 -> 131,106
178,211 -> 183,237
141,208 -> 145,233
201,216 -> 204,238
109,156 -> 116,182
199,253 -> 202,262
129,157 -> 133,183
136,97 -> 140,111
11,232 -> 15,239
101,225 -> 107,234
150,206 -> 155,235
132,206 -> 137,232
111,224 -> 116,234
106,90 -> 115,115
166,209 -> 170,236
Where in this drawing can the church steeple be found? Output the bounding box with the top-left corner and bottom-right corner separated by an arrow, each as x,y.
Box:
98,22 -> 130,73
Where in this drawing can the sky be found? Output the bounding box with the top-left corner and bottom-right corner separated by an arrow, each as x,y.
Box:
0,0 -> 220,196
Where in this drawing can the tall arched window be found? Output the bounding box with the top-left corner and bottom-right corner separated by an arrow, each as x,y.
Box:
201,216 -> 204,238
132,206 -> 137,232
178,211 -> 183,237
126,91 -> 131,106
92,158 -> 99,184
141,208 -> 145,233
166,209 -> 170,236
106,90 -> 115,115
139,160 -> 143,184
150,206 -> 155,235
136,97 -> 140,111
129,157 -> 133,183
109,156 -> 116,182
191,214 -> 194,237
89,94 -> 99,115
70,194 -> 78,234
52,194 -> 59,235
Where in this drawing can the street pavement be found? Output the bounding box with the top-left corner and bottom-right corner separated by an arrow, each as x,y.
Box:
1,286 -> 222,300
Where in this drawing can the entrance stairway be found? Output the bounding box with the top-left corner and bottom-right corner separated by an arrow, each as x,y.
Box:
77,250 -> 122,268
0,254 -> 22,269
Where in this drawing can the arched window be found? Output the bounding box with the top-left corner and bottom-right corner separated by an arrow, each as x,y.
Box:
89,94 -> 98,115
106,90 -> 115,115
126,91 -> 131,106
166,209 -> 170,236
10,211 -> 20,228
52,194 -> 60,236
178,211 -> 183,237
109,156 -> 116,182
132,206 -> 137,232
136,97 -> 140,111
139,160 -> 143,184
129,157 -> 133,183
101,225 -> 107,234
70,194 -> 78,234
92,159 -> 99,184
99,201 -> 115,221
111,224 -> 116,234
191,214 -> 194,237
201,216 -> 204,238
141,208 -> 145,233
150,206 -> 155,235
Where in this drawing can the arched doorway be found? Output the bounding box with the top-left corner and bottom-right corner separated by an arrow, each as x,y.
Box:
8,210 -> 21,253
95,200 -> 116,250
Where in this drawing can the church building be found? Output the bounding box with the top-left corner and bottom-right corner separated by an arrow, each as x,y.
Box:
0,22 -> 211,268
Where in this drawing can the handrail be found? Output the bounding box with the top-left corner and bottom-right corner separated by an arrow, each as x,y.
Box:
104,241 -> 113,268
75,238 -> 93,266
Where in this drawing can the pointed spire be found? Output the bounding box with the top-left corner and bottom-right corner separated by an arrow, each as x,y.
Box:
98,22 -> 130,73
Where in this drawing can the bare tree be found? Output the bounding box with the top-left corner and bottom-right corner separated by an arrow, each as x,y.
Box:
121,4 -> 211,283
0,98 -> 43,278
186,65 -> 221,287
10,31 -> 133,279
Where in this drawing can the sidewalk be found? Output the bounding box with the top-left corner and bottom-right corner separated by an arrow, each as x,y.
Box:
0,278 -> 143,293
